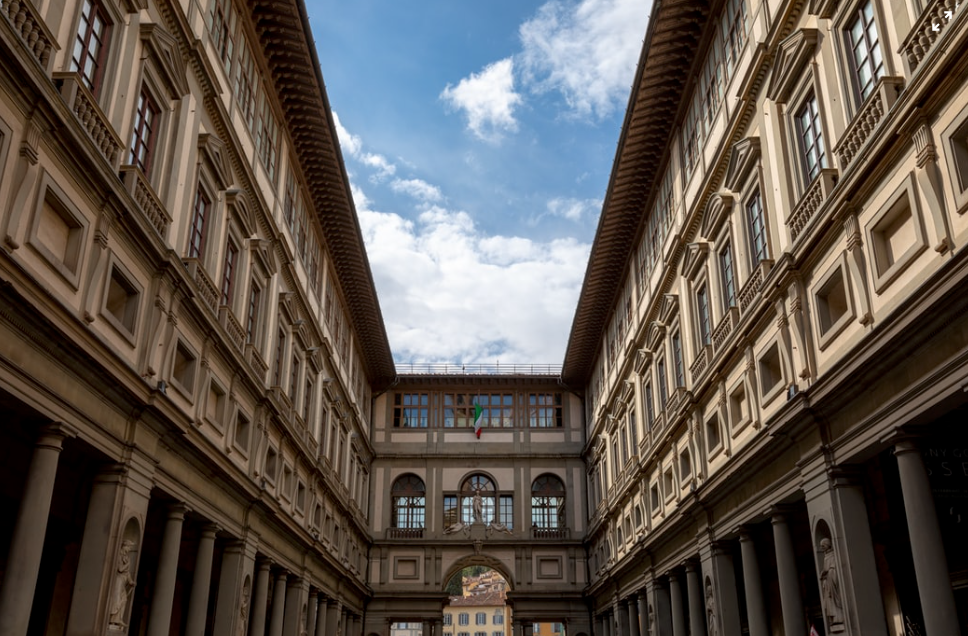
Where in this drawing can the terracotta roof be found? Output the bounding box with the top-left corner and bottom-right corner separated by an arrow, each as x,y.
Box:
248,0 -> 397,389
448,590 -> 507,607
560,0 -> 710,387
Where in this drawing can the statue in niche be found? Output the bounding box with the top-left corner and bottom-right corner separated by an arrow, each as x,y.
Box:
108,540 -> 137,628
705,580 -> 719,636
238,579 -> 250,636
472,492 -> 484,524
820,538 -> 845,629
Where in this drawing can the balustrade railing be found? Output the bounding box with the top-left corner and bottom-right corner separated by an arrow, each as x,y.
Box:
532,527 -> 570,540
788,168 -> 838,241
1,0 -> 56,71
901,0 -> 961,74
183,258 -> 219,314
54,73 -> 122,169
120,166 -> 171,239
834,77 -> 903,170
387,528 -> 424,539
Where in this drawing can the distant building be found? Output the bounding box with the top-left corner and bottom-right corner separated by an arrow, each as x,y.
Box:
442,574 -> 512,636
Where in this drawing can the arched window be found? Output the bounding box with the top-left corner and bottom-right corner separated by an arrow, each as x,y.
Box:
531,474 -> 565,529
391,474 -> 426,529
461,474 -> 496,524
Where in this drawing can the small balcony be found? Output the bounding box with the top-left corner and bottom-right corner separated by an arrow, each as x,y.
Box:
120,166 -> 171,240
531,527 -> 570,540
834,76 -> 903,170
1,0 -> 57,72
182,258 -> 219,315
386,528 -> 424,540
901,0 -> 962,74
787,168 -> 838,242
53,73 -> 122,169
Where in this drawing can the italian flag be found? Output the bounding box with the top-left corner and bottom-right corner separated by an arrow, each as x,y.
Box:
474,404 -> 484,438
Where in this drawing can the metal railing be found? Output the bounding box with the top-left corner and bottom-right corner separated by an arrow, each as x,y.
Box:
396,363 -> 562,376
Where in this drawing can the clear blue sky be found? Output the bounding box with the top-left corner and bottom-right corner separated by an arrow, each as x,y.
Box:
306,0 -> 651,364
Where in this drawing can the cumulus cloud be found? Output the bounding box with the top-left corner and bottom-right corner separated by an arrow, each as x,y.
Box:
353,187 -> 590,364
332,111 -> 396,181
519,0 -> 649,118
390,178 -> 444,202
440,58 -> 523,142
546,197 -> 601,222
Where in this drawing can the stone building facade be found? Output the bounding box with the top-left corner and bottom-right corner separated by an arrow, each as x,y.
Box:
2,0 -> 968,632
564,0 -> 968,634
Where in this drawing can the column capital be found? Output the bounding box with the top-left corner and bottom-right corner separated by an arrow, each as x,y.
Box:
37,421 -> 78,449
828,465 -> 866,487
738,528 -> 755,543
200,523 -> 221,538
893,437 -> 922,456
683,560 -> 699,573
166,502 -> 190,520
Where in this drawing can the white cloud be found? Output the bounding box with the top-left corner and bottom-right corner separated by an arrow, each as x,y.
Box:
545,197 -> 601,222
440,58 -> 523,142
354,187 -> 590,364
390,178 -> 444,202
332,111 -> 362,157
333,111 -> 397,181
519,0 -> 650,118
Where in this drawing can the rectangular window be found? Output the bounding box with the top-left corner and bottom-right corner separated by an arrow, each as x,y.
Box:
245,281 -> 261,344
847,0 -> 884,103
476,614 -> 486,626
529,393 -> 562,427
620,426 -> 629,464
747,191 -> 768,265
233,39 -> 258,127
304,377 -> 313,419
672,332 -> 684,388
696,284 -> 711,346
796,94 -> 827,183
722,0 -> 749,73
128,88 -> 159,175
289,354 -> 300,399
255,98 -> 279,181
188,188 -> 210,260
272,327 -> 286,386
628,409 -> 638,449
393,393 -> 429,427
657,359 -> 668,407
221,239 -> 238,306
720,242 -> 736,309
71,0 -> 111,93
443,495 -> 458,529
499,494 -> 513,530
207,0 -> 234,72
644,382 -> 655,427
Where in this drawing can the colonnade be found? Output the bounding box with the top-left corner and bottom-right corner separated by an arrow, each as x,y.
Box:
0,423 -> 362,636
593,438 -> 961,636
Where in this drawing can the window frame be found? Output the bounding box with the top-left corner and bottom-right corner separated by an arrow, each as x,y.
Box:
69,0 -> 115,96
128,86 -> 160,176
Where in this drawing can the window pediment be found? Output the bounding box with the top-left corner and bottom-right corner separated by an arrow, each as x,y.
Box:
682,241 -> 710,281
139,24 -> 189,99
767,29 -> 820,103
198,134 -> 233,191
701,191 -> 735,239
658,293 -> 679,324
724,137 -> 762,192
646,322 -> 666,352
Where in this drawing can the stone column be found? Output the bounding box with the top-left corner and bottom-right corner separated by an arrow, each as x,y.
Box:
894,441 -> 960,635
282,576 -> 308,636
514,619 -> 524,636
772,513 -> 805,636
619,601 -> 631,636
650,580 -> 672,636
325,600 -> 340,636
699,542 -> 741,636
185,524 -> 219,636
340,608 -> 349,636
603,612 -> 612,636
268,571 -> 288,636
684,563 -> 706,636
307,591 -> 318,636
146,503 -> 189,636
250,561 -> 272,636
627,597 -> 640,636
738,532 -> 768,636
65,465 -> 128,636
635,594 -> 648,636
314,595 -> 327,636
0,424 -> 73,636
668,576 -> 685,636
213,540 -> 258,636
